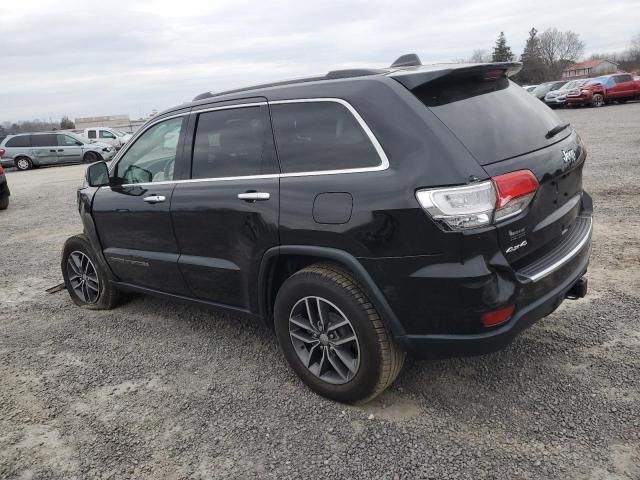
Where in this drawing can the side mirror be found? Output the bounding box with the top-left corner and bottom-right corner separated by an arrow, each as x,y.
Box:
75,141 -> 83,146
86,161 -> 110,187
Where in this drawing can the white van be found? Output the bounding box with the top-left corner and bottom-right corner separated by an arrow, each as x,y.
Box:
83,127 -> 132,149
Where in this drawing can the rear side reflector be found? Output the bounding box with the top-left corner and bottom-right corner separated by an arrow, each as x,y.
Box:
416,170 -> 539,231
481,305 -> 515,327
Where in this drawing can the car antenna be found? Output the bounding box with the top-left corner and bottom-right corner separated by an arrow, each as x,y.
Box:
390,53 -> 422,68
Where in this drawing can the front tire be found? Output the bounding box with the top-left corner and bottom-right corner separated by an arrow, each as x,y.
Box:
15,157 -> 32,171
0,194 -> 8,210
61,234 -> 120,310
591,93 -> 604,107
274,263 -> 404,404
83,151 -> 100,164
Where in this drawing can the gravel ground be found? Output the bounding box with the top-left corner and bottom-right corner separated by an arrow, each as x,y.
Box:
1,102 -> 639,480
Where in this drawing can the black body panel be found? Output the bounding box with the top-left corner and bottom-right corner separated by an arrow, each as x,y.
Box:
76,63 -> 592,360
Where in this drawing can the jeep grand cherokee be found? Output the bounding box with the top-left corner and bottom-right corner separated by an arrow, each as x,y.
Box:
62,54 -> 592,404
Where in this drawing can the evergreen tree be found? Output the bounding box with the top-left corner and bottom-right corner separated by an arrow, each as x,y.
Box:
518,28 -> 546,84
60,116 -> 75,129
492,31 -> 514,62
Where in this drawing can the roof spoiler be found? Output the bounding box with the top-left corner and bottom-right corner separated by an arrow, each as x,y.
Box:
390,53 -> 422,68
390,62 -> 522,90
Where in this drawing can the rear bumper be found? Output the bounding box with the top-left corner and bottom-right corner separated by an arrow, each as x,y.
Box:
362,193 -> 593,359
397,243 -> 589,358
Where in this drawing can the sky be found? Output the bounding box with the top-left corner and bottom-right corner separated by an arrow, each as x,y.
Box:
1,0 -> 638,122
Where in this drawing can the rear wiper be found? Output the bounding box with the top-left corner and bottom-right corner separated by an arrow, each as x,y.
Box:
545,122 -> 571,139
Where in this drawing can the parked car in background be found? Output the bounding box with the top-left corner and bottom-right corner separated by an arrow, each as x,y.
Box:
0,132 -> 116,171
532,80 -> 569,100
544,79 -> 591,108
83,127 -> 132,150
0,163 -> 9,209
62,57 -> 592,403
524,85 -> 537,93
566,73 -> 640,107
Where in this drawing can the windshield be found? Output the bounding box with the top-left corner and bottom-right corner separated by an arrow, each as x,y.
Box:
66,132 -> 91,143
112,129 -> 127,136
587,76 -> 608,85
532,83 -> 551,95
413,77 -> 566,165
549,81 -> 567,91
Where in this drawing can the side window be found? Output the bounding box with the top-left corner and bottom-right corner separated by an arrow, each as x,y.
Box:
6,135 -> 31,148
87,130 -> 96,139
191,106 -> 276,179
115,116 -> 185,184
58,134 -> 80,146
100,130 -> 116,139
616,75 -> 632,83
31,134 -> 57,147
270,101 -> 381,174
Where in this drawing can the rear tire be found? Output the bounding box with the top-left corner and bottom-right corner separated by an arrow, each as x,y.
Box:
0,194 -> 8,210
61,234 -> 120,310
15,157 -> 32,171
274,263 -> 405,404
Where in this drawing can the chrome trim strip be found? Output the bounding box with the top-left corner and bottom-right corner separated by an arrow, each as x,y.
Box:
526,217 -> 592,282
106,98 -> 389,187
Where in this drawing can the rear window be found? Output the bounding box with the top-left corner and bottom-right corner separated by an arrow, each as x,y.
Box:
5,135 -> 31,148
271,101 -> 381,174
413,77 -> 565,165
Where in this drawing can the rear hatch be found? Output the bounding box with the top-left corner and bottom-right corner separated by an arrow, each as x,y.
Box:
393,65 -> 586,267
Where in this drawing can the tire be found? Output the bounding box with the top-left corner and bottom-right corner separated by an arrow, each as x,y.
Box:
15,157 -> 32,171
0,194 -> 8,210
61,234 -> 120,310
83,151 -> 99,164
274,263 -> 405,404
591,93 -> 604,107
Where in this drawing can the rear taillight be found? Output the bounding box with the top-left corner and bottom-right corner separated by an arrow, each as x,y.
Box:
492,170 -> 539,222
0,148 -> 5,158
415,170 -> 539,230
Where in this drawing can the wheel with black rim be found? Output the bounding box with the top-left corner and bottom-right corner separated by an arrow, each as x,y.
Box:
591,93 -> 604,107
274,263 -> 405,404
15,157 -> 32,171
61,234 -> 120,309
83,151 -> 99,163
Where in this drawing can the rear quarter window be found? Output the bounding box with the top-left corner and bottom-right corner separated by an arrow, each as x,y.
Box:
5,135 -> 31,148
270,101 -> 381,174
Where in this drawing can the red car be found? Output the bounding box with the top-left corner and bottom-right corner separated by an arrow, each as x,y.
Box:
565,73 -> 640,107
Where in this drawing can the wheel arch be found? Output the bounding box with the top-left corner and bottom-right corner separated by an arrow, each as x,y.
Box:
258,246 -> 406,337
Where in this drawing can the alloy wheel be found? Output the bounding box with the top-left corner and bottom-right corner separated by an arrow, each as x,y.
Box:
66,251 -> 100,303
288,296 -> 360,385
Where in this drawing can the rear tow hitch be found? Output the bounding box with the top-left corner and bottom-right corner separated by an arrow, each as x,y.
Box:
566,277 -> 588,300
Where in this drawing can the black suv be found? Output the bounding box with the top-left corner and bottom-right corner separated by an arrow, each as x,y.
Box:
62,55 -> 592,404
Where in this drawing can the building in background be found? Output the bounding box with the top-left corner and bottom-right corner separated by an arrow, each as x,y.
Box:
74,114 -> 154,134
561,59 -> 619,80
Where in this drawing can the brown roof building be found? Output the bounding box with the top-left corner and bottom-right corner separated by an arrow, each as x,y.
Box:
561,59 -> 619,79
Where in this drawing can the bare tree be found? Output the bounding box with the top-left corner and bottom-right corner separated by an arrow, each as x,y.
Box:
538,28 -> 585,79
468,49 -> 492,63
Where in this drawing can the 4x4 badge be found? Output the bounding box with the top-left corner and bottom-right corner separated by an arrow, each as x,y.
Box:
506,240 -> 528,254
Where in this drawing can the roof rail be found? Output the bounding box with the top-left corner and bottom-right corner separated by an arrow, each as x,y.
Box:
325,68 -> 387,79
390,53 -> 422,68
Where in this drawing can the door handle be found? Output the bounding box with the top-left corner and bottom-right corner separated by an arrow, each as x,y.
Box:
237,192 -> 270,202
57,149 -> 64,152
143,195 -> 166,203
49,149 -> 56,152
